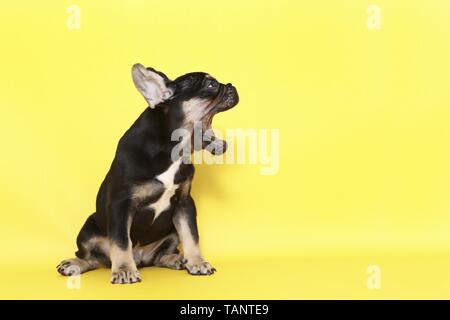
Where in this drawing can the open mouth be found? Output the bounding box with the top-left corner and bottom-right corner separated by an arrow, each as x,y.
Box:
203,84 -> 239,129
201,84 -> 239,154
216,84 -> 239,112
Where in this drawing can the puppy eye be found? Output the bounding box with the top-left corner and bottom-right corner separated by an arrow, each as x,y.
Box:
207,80 -> 218,88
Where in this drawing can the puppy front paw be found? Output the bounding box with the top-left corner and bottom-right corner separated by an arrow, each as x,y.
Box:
111,268 -> 141,284
185,258 -> 216,276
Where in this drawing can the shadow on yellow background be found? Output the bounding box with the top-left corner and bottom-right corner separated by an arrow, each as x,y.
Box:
1,0 -> 450,299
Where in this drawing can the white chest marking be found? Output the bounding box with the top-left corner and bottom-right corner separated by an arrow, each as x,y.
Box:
150,158 -> 182,220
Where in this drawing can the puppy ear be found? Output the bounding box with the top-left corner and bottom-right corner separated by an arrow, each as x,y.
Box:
131,63 -> 174,108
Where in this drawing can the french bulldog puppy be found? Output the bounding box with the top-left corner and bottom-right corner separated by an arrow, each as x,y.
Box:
57,64 -> 239,284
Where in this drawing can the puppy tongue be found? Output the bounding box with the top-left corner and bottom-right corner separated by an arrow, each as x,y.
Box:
203,132 -> 227,155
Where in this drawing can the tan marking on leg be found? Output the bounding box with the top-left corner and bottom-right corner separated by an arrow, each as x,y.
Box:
110,242 -> 135,270
175,216 -> 201,260
109,215 -> 141,284
110,242 -> 141,284
174,214 -> 215,275
85,236 -> 110,258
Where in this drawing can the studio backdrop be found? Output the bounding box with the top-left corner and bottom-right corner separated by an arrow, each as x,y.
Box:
1,0 -> 450,299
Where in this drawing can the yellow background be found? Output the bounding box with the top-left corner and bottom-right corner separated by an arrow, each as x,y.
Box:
1,0 -> 450,299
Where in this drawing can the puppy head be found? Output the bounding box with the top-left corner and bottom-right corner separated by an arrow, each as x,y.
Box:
132,63 -> 239,155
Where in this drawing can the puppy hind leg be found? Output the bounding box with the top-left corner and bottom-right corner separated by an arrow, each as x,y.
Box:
154,233 -> 186,270
57,257 -> 98,276
136,233 -> 186,270
155,253 -> 186,270
57,238 -> 110,276
57,213 -> 110,276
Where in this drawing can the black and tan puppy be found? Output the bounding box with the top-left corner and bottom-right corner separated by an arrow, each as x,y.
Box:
57,63 -> 239,284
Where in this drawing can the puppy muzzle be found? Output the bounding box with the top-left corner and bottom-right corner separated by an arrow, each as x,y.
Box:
216,84 -> 239,112
201,83 -> 239,155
